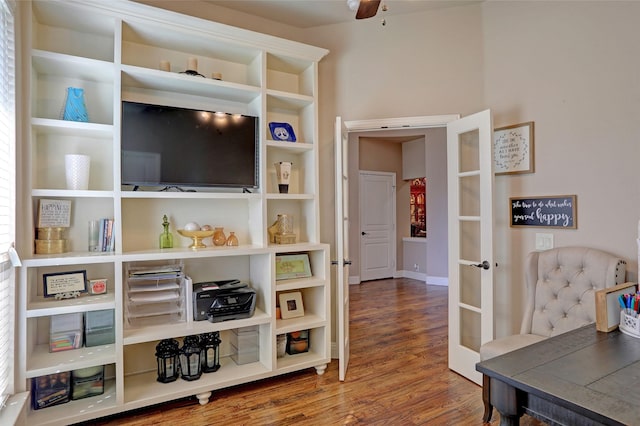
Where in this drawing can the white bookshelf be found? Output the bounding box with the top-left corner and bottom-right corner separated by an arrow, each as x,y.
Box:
17,1 -> 329,424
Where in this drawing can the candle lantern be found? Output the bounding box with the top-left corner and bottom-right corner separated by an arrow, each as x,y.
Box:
155,338 -> 180,383
180,335 -> 202,381
201,331 -> 221,373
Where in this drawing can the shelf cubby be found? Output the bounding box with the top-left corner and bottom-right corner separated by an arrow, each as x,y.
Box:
31,1 -> 116,62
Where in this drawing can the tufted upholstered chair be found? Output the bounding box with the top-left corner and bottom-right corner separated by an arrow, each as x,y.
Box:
479,246 -> 626,422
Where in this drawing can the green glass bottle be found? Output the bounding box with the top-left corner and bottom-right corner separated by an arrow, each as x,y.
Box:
159,215 -> 173,249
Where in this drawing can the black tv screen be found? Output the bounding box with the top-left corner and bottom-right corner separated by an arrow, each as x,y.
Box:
121,101 -> 259,189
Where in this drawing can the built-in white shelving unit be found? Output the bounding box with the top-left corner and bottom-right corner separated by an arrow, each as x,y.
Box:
16,1 -> 329,424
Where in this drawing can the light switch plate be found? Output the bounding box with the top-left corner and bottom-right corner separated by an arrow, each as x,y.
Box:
535,233 -> 554,250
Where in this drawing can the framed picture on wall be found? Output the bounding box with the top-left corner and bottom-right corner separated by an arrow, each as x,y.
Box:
493,121 -> 535,175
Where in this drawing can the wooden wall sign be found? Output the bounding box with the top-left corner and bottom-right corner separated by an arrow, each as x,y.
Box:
510,195 -> 577,228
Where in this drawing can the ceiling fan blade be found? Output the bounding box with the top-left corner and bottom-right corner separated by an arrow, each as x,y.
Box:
356,0 -> 381,20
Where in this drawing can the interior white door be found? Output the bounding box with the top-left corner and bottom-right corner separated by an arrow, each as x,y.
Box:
359,171 -> 395,281
446,109 -> 495,385
335,116 -> 350,381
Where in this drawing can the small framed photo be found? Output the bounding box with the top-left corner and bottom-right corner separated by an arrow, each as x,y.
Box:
493,121 -> 534,175
278,291 -> 304,319
275,253 -> 312,280
43,270 -> 87,298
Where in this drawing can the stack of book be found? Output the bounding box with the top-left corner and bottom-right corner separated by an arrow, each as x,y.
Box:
96,218 -> 115,252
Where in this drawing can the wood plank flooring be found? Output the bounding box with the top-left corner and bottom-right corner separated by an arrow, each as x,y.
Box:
89,278 -> 544,425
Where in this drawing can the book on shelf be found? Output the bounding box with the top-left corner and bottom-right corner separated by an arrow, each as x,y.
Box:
95,218 -> 115,252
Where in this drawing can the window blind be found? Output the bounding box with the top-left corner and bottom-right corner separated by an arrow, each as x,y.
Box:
0,0 -> 16,408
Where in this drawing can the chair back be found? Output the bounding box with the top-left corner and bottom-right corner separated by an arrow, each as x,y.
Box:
520,247 -> 626,337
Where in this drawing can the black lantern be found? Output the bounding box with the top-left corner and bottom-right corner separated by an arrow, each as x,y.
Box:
155,338 -> 180,383
180,335 -> 202,381
200,331 -> 221,373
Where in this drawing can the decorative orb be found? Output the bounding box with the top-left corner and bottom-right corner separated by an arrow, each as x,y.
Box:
184,222 -> 200,231
200,224 -> 213,231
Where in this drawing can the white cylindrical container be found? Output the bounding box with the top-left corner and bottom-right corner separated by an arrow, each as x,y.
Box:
65,154 -> 90,190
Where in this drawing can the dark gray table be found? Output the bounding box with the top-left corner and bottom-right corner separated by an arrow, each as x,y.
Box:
476,325 -> 640,425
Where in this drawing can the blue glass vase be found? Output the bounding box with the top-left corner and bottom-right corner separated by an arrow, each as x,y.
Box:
62,87 -> 89,122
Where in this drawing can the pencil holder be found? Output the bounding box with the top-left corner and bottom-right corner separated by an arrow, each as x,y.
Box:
619,310 -> 640,338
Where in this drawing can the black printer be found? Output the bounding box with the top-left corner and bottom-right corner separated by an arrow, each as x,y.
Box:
192,279 -> 256,323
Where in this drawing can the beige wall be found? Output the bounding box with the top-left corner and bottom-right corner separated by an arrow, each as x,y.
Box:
137,1 -> 640,340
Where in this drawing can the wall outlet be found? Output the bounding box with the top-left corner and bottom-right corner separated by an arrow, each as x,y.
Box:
535,233 -> 554,250
413,263 -> 419,271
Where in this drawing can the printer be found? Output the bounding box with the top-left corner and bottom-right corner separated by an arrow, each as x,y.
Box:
193,280 -> 257,323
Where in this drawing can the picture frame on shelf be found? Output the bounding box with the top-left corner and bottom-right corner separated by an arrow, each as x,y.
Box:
275,253 -> 312,280
43,270 -> 88,298
279,291 -> 304,319
493,121 -> 534,175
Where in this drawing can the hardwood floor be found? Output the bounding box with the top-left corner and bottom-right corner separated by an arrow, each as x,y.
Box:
89,278 -> 544,425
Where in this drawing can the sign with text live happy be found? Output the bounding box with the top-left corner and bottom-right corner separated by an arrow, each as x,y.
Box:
510,195 -> 577,228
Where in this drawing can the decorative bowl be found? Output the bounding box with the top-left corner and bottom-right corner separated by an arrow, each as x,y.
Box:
177,229 -> 215,249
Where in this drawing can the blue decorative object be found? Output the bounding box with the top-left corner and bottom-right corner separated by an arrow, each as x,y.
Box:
62,87 -> 89,122
269,122 -> 296,142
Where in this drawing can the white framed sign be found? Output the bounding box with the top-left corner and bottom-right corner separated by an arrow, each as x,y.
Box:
493,121 -> 534,175
38,199 -> 72,228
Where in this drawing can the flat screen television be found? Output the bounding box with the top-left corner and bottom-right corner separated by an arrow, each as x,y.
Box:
121,101 -> 259,190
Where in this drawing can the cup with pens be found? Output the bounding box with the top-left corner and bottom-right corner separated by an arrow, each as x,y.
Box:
619,292 -> 640,337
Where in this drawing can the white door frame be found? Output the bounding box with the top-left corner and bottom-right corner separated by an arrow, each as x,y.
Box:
359,170 -> 396,281
343,115 -> 459,284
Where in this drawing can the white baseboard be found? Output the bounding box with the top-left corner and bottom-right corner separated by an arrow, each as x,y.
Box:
426,275 -> 448,286
401,270 -> 427,281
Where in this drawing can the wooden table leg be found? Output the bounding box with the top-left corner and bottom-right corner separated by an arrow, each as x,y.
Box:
489,378 -> 523,426
482,374 -> 493,422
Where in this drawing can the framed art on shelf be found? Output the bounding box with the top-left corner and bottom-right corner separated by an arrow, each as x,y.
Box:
493,121 -> 534,175
275,253 -> 312,280
43,270 -> 88,298
279,291 -> 304,319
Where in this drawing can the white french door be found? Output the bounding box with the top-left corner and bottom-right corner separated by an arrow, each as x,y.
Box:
335,117 -> 350,381
446,109 -> 495,385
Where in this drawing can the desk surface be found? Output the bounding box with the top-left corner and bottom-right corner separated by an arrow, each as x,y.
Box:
477,325 -> 640,425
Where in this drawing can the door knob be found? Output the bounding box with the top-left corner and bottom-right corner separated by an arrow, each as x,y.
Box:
361,231 -> 367,235
472,260 -> 490,270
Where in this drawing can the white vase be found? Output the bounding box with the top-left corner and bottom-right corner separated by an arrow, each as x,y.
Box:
65,154 -> 91,190
274,161 -> 292,193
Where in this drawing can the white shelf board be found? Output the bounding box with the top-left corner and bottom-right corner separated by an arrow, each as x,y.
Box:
265,193 -> 314,200
275,351 -> 330,373
27,293 -> 115,318
121,65 -> 261,104
266,90 -> 314,110
275,314 -> 324,335
275,276 -> 325,292
120,190 -> 261,200
32,49 -> 115,83
31,117 -> 114,137
123,309 -> 270,345
266,140 -> 313,152
26,379 -> 118,426
26,344 -> 116,378
123,357 -> 271,406
31,189 -> 115,198
121,245 -> 270,262
22,252 -> 118,267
